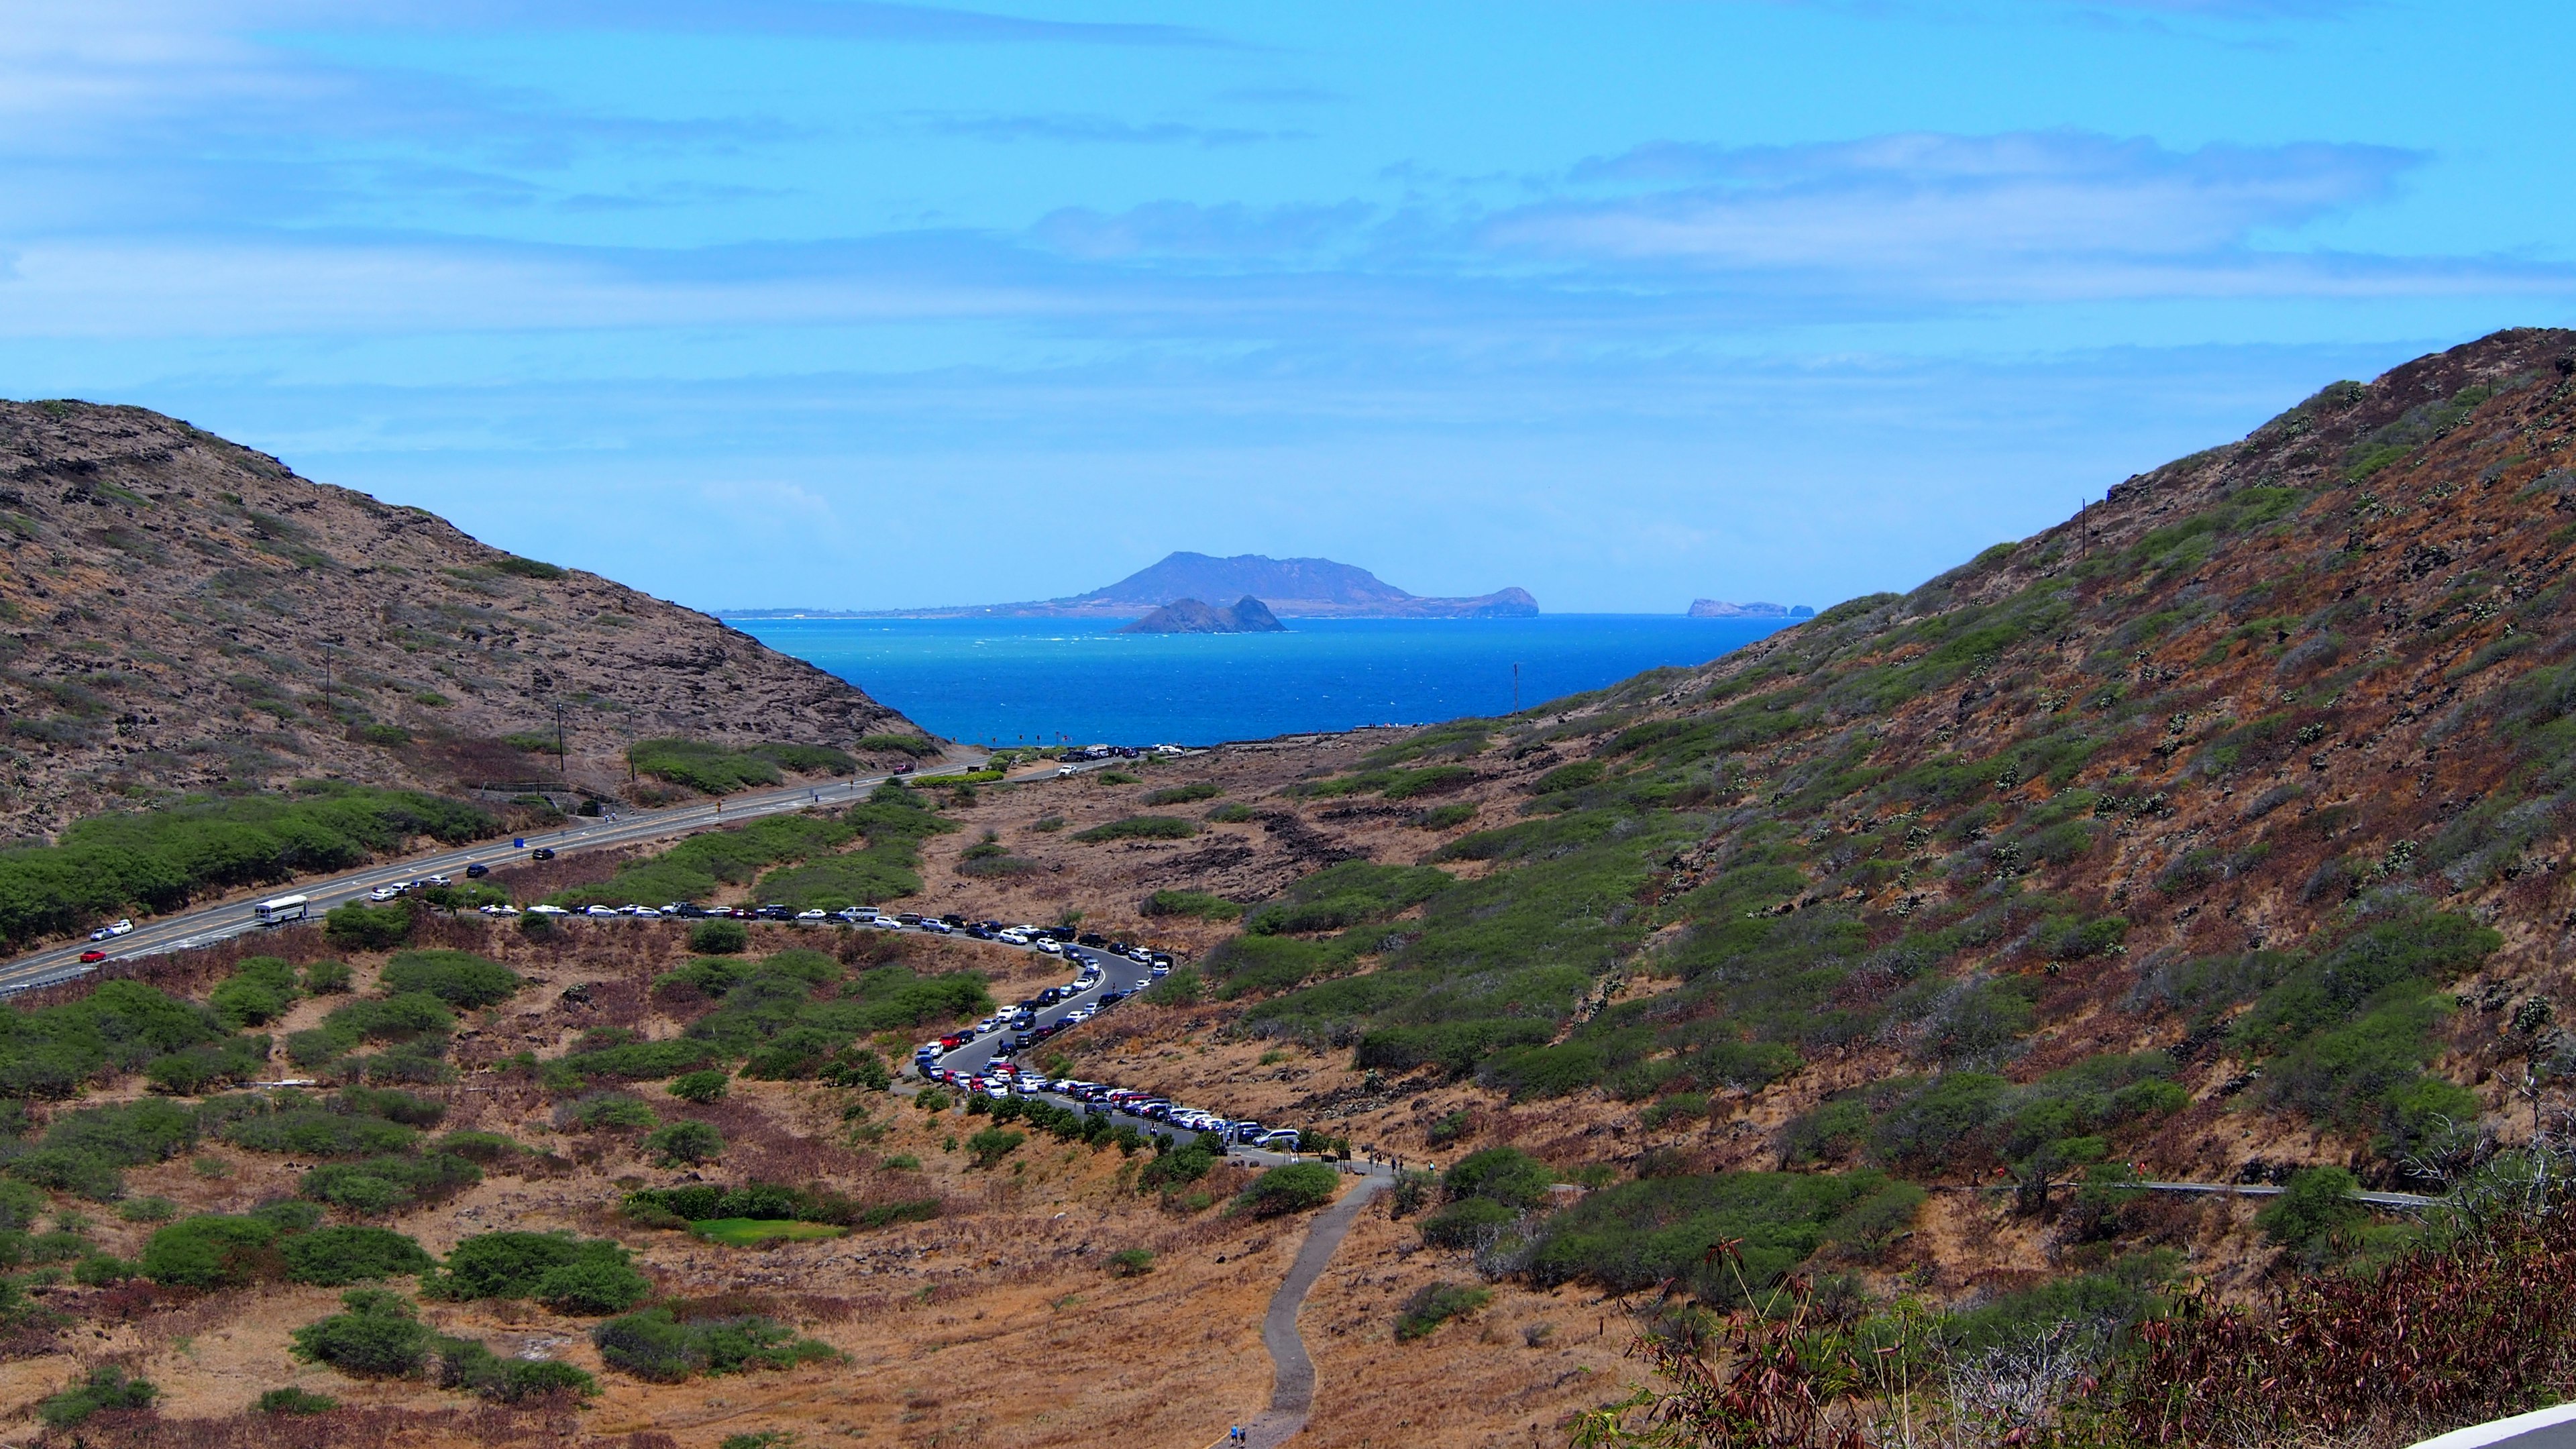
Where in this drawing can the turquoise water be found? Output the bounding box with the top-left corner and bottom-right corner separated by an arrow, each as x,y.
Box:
731,615 -> 1791,748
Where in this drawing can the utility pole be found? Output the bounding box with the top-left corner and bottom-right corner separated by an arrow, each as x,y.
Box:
1512,662 -> 1520,714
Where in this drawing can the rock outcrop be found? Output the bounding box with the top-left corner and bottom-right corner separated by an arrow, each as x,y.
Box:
1687,600 -> 1815,619
1118,595 -> 1289,635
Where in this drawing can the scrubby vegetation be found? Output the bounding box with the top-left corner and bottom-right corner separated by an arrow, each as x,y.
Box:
554,784 -> 951,910
627,738 -> 858,794
0,784 -> 492,950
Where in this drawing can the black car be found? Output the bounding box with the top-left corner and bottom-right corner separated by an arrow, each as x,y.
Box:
965,926 -> 994,940
464,863 -> 490,879
941,914 -> 967,927
755,904 -> 794,920
673,903 -> 710,918
531,847 -> 557,861
1077,932 -> 1108,947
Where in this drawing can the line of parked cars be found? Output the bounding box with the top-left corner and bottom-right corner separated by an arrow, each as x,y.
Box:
912,947 -> 1297,1155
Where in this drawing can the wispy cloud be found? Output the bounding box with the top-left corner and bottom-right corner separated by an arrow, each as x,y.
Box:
1486,130 -> 2503,301
906,113 -> 1292,147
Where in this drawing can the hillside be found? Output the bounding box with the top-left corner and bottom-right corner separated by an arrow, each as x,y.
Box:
1119,596 -> 1287,634
733,550 -> 1541,619
0,400 -> 930,843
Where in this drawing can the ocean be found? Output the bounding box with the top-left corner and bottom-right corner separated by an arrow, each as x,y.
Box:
730,614 -> 1792,749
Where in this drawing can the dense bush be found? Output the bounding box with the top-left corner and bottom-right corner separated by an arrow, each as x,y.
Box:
688,919 -> 749,955
428,1231 -> 649,1313
209,956 -> 301,1028
225,1108 -> 419,1157
645,1120 -> 726,1166
256,1387 -> 339,1414
558,789 -> 951,911
1072,815 -> 1198,843
667,1069 -> 730,1104
1143,889 -> 1242,920
1236,1163 -> 1340,1217
1142,782 -> 1223,805
290,1288 -> 433,1377
12,1097 -> 209,1197
628,739 -> 786,794
592,1307 -> 839,1382
1525,1171 -> 1913,1302
0,785 -> 493,951
559,1092 -> 659,1132
380,950 -> 522,1007
302,1151 -> 482,1215
38,1364 -> 157,1428
1394,1281 -> 1491,1340
142,1213 -> 282,1287
280,1225 -> 435,1285
0,981 -> 231,1099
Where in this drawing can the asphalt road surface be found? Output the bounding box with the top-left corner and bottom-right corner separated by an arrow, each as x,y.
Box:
2412,1405 -> 2576,1449
0,757 -> 986,996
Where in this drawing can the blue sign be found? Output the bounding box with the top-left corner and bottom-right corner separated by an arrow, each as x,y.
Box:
513,838 -> 525,848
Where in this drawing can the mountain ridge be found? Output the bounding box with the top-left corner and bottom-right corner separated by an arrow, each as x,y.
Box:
0,400 -> 929,841
722,550 -> 1540,619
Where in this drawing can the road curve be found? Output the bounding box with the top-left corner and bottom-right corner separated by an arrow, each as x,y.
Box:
0,755 -> 987,994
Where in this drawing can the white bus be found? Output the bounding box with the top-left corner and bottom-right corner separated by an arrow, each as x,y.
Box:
252,894 -> 310,926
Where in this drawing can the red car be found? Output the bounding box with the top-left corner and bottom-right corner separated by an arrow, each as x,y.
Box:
78,950 -> 107,964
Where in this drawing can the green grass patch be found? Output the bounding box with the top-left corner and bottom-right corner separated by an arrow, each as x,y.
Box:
687,1218 -> 848,1246
1072,815 -> 1198,843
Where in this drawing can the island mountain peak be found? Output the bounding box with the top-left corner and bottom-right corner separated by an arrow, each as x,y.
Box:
724,551 -> 1537,620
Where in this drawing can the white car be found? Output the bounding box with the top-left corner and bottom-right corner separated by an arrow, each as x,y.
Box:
833,908 -> 867,922
477,904 -> 522,916
528,904 -> 572,917
582,905 -> 620,918
366,886 -> 405,903
419,875 -> 452,888
997,930 -> 1030,945
88,919 -> 134,941
1035,939 -> 1063,955
796,909 -> 829,922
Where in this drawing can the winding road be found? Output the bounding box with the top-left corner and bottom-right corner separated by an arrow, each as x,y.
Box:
0,756 -> 989,995
914,945 -> 1395,1449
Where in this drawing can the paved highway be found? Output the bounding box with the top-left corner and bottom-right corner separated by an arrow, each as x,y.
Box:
0,755 -> 988,996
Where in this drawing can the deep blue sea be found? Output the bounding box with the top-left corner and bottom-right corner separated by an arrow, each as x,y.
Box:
731,615 -> 1790,749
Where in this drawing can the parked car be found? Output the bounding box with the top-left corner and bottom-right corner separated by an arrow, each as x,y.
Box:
89,919 -> 134,941
531,847 -> 557,860
582,905 -> 619,918
796,909 -> 829,922
1255,1129 -> 1301,1151
366,887 -> 404,903
528,904 -> 571,916
464,863 -> 490,879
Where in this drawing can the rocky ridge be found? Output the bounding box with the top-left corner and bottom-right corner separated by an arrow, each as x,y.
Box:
0,400 -> 928,840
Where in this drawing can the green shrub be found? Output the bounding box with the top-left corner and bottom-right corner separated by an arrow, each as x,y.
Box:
1409,802 -> 1479,830
1140,968 -> 1204,1006
225,1108 -> 419,1157
1142,782 -> 1222,805
628,739 -> 784,794
380,950 -> 521,1008
2258,1167 -> 2367,1254
1142,890 -> 1241,921
142,1214 -> 281,1287
210,960 -> 298,1026
1394,1281 -> 1491,1340
1444,1148 -> 1554,1210
965,1127 -> 1026,1169
73,1254 -> 138,1285
645,1120 -> 726,1166
1107,1247 -> 1155,1277
323,901 -> 415,950
560,1093 -> 659,1132
1419,1196 -> 1516,1248
1526,1171 -> 1902,1303
689,920 -> 749,955
1072,815 -> 1197,843
116,1195 -> 179,1224
280,1226 -> 435,1286
592,1308 -> 840,1382
1236,1163 -> 1340,1217
290,1289 -> 435,1377
1206,803 -> 1256,823
256,1387 -> 340,1414
858,733 -> 943,758
554,1037 -> 716,1082
38,1364 -> 156,1428
429,1232 -> 649,1313
668,1070 -> 730,1104
304,960 -> 354,994
301,1152 -> 481,1215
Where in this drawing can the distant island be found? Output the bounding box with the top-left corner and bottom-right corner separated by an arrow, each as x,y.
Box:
1688,599 -> 1815,619
1120,596 -> 1287,635
722,551 -> 1540,621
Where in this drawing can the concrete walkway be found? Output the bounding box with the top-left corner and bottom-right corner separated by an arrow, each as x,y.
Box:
1233,1168 -> 1393,1449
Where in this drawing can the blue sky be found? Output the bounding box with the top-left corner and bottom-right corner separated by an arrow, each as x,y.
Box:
2,1 -> 2569,612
